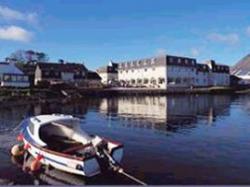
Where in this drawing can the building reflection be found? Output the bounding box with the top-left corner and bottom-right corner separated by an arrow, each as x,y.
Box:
99,95 -> 232,132
30,99 -> 103,117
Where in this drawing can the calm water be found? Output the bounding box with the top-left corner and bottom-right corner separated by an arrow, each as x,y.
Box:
1,94 -> 250,185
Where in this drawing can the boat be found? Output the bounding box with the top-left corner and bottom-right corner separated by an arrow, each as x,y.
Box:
11,114 -> 124,177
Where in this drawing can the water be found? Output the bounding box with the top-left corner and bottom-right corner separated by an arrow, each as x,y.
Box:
1,94 -> 250,185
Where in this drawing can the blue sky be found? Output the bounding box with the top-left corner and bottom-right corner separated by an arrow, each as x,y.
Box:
0,0 -> 250,70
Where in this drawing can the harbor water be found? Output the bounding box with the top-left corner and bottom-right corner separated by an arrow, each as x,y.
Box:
1,94 -> 250,185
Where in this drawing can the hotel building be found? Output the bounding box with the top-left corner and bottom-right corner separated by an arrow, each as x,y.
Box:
116,55 -> 230,89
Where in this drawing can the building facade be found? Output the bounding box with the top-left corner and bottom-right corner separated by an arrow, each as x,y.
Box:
117,55 -> 230,89
34,62 -> 88,85
96,61 -> 118,85
0,62 -> 30,88
205,60 -> 230,86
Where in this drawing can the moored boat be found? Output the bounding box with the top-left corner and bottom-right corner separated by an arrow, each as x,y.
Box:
12,114 -> 124,177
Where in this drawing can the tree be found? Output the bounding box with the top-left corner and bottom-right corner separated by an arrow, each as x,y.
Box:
8,50 -> 49,63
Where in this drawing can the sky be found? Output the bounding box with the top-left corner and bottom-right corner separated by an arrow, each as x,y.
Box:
0,0 -> 250,70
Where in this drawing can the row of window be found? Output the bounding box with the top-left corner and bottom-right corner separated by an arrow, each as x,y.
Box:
213,65 -> 230,72
2,74 -> 29,82
168,57 -> 196,66
120,68 -> 156,74
121,78 -> 166,85
119,67 -> 229,74
119,58 -> 157,68
119,57 -> 197,68
42,71 -> 83,76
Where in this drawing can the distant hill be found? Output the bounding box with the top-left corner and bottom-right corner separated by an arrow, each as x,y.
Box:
231,54 -> 250,76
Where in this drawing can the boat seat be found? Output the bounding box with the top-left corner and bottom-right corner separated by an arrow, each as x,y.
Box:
63,143 -> 92,154
50,135 -> 76,144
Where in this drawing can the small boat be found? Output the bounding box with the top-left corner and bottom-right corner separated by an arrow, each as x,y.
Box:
12,114 -> 124,177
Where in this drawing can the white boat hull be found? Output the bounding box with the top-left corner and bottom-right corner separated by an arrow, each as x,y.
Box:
23,138 -> 123,177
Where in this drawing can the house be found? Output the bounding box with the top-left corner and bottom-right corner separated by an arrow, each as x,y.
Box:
117,54 -> 230,89
96,61 -> 118,85
34,62 -> 88,86
86,71 -> 102,88
16,62 -> 36,87
0,62 -> 30,88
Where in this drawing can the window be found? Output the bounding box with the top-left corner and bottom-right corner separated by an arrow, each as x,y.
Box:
143,78 -> 149,84
158,78 -> 165,84
12,75 -> 17,82
167,78 -> 174,84
44,71 -> 49,76
17,75 -> 22,82
24,76 -> 28,81
151,78 -> 156,84
178,58 -> 181,63
144,68 -> 147,72
175,78 -> 181,84
169,57 -> 173,63
137,79 -> 142,84
3,75 -> 11,81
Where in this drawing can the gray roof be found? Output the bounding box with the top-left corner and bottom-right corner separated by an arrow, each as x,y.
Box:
118,55 -> 197,70
0,62 -> 25,75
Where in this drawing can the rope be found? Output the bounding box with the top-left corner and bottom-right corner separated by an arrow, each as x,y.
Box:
117,168 -> 147,185
102,149 -> 147,185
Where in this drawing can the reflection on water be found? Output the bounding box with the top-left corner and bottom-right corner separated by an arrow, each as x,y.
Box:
99,95 -> 231,132
1,94 -> 250,184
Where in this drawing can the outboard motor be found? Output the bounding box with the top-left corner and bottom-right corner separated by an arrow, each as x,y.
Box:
95,140 -> 110,172
91,136 -> 112,172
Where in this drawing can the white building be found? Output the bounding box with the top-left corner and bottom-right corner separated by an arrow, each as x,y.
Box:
0,62 -> 30,88
117,55 -> 230,89
96,61 -> 118,85
205,60 -> 230,86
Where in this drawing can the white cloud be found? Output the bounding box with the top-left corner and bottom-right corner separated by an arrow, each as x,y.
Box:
207,32 -> 239,45
155,48 -> 167,56
0,26 -> 32,42
0,5 -> 38,24
190,48 -> 200,57
246,26 -> 250,37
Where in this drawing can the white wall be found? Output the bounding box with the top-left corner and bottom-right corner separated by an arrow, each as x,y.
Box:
195,72 -> 209,87
209,72 -> 230,86
1,81 -> 30,88
118,66 -> 167,88
167,66 -> 196,87
61,72 -> 74,82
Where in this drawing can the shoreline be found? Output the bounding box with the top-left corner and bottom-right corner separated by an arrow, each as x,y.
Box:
0,86 -> 248,106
